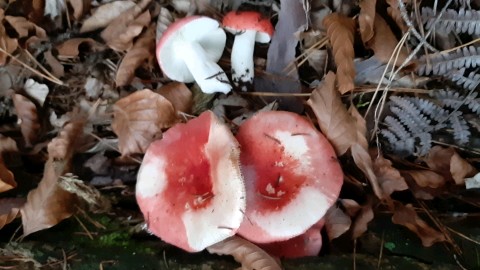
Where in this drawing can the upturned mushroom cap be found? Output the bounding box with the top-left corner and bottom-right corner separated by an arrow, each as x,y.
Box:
236,111 -> 343,243
136,111 -> 245,252
222,11 -> 274,42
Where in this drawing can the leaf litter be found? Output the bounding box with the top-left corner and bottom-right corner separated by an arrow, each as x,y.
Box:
0,0 -> 479,268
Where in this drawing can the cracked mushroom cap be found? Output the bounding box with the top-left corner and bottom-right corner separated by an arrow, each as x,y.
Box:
236,111 -> 343,243
136,111 -> 245,252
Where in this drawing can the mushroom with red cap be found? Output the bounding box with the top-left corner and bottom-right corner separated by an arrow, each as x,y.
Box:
157,16 -> 232,94
235,111 -> 343,243
222,11 -> 274,90
136,111 -> 245,252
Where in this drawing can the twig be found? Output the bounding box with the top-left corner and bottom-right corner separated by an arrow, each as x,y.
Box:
73,214 -> 94,240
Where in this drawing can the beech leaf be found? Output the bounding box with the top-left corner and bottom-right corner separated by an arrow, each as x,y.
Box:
67,0 -> 91,20
325,206 -> 351,240
450,152 -> 477,185
207,236 -> 282,270
392,202 -> 446,247
112,89 -> 176,156
403,170 -> 446,188
80,0 -> 136,33
0,198 -> 25,230
351,201 -> 374,239
12,93 -> 40,147
0,135 -> 18,193
0,10 -> 19,66
155,82 -> 193,113
55,38 -> 104,60
358,0 -> 376,43
4,16 -> 47,39
371,150 -> 408,197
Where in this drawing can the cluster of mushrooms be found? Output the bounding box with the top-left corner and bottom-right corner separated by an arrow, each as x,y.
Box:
156,11 -> 274,93
136,11 -> 344,259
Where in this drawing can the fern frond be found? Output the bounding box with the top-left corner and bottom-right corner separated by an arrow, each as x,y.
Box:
447,69 -> 480,90
422,7 -> 480,35
448,111 -> 471,144
389,96 -> 432,131
417,46 -> 480,75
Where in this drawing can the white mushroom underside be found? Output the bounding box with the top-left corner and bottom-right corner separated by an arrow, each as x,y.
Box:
182,120 -> 245,251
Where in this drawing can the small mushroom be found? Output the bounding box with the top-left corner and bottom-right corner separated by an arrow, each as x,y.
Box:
136,111 -> 245,252
157,16 -> 232,94
235,111 -> 343,243
222,11 -> 274,90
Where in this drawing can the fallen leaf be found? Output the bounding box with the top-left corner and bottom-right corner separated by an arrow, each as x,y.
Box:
323,13 -> 355,94
351,144 -> 384,199
307,72 -> 356,156
12,93 -> 40,147
67,0 -> 90,20
21,120 -> 85,236
80,0 -> 136,33
358,0 -> 376,43
156,82 -> 193,113
4,16 -> 47,39
24,79 -> 49,107
325,205 -> 351,240
43,50 -> 65,78
0,198 -> 25,230
100,0 -> 152,51
403,170 -> 446,188
0,10 -> 19,66
55,38 -> 104,60
386,0 -> 408,33
115,25 -> 155,87
155,7 -> 174,43
207,236 -> 282,270
450,152 -> 477,185
351,201 -> 374,239
423,146 -> 477,185
341,199 -> 362,217
112,89 -> 176,156
371,150 -> 409,197
392,201 -> 446,247
0,135 -> 18,193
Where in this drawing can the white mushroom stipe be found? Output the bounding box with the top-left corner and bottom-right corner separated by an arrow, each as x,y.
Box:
230,29 -> 257,86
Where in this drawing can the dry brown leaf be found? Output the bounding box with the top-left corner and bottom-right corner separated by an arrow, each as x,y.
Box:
358,0 -> 376,43
341,199 -> 362,217
323,13 -> 355,94
44,50 -> 65,78
371,150 -> 408,197
55,38 -> 104,60
349,105 -> 368,150
4,16 -> 47,39
368,13 -> 411,68
0,135 -> 18,193
156,82 -> 193,113
112,89 -> 176,156
386,0 -> 408,33
207,236 -> 282,270
80,0 -> 136,33
12,93 -> 40,147
392,202 -> 446,247
403,170 -> 446,188
0,10 -> 19,66
115,25 -> 155,87
351,201 -> 374,239
351,144 -> 384,199
67,0 -> 90,20
307,72 -> 356,156
155,7 -> 174,43
0,198 -> 25,230
450,152 -> 477,185
100,0 -> 152,51
21,120 -> 85,236
324,205 -> 351,240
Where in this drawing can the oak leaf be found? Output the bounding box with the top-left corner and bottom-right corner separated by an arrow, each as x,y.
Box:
112,89 -> 176,156
0,198 -> 25,230
12,94 -> 40,147
323,13 -> 355,94
392,201 -> 446,247
0,135 -> 18,193
80,0 -> 136,33
115,25 -> 155,87
358,0 -> 376,43
156,82 -> 193,113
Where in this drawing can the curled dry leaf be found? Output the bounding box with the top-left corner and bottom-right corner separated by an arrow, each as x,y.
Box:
80,0 -> 136,33
351,200 -> 374,239
55,38 -> 103,60
207,236 -> 282,270
0,198 -> 25,230
0,135 -> 18,193
12,93 -> 40,146
21,120 -> 85,236
368,14 -> 412,69
351,144 -> 384,199
100,0 -> 152,51
424,146 -> 477,184
386,0 -> 408,33
323,13 -> 355,94
155,82 -> 193,113
370,150 -> 408,197
67,0 -> 91,20
392,202 -> 446,247
0,10 -> 19,66
116,25 -> 155,87
358,0 -> 376,43
325,205 -> 351,240
450,152 -> 477,185
112,89 -> 176,156
403,170 -> 446,189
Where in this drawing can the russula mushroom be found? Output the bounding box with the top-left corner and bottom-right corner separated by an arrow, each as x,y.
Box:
136,111 -> 245,252
222,11 -> 274,90
157,16 -> 232,94
236,111 -> 343,243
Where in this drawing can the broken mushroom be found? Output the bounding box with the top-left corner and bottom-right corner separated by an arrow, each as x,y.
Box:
136,111 -> 245,252
222,11 -> 274,90
157,16 -> 232,94
236,111 -> 343,243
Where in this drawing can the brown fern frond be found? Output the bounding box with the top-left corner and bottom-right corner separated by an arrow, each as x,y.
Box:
323,13 -> 355,94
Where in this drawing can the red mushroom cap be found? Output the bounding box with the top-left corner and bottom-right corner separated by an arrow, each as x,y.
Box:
236,111 -> 343,243
259,219 -> 325,258
222,11 -> 274,43
136,111 -> 245,252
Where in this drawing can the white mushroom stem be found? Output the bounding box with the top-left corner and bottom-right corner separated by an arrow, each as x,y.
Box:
231,29 -> 257,87
179,42 -> 232,94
